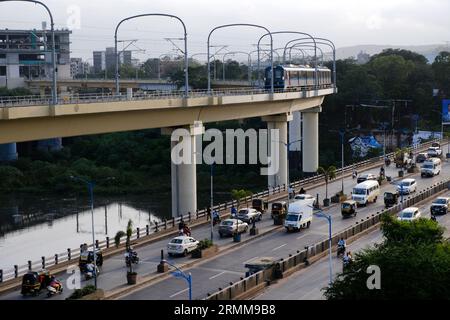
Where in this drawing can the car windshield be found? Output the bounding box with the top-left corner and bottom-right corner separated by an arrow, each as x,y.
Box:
399,181 -> 411,187
171,239 -> 183,244
342,203 -> 352,209
238,210 -> 248,215
221,220 -> 234,226
353,188 -> 366,195
272,204 -> 282,209
286,214 -> 299,221
433,199 -> 447,205
399,211 -> 413,218
422,164 -> 433,169
385,193 -> 394,199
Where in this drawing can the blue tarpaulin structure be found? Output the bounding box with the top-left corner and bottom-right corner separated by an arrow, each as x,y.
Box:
348,136 -> 382,158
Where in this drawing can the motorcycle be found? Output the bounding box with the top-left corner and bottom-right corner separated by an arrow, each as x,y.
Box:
385,157 -> 391,166
184,226 -> 191,236
337,244 -> 346,257
84,264 -> 99,280
342,255 -> 353,270
46,278 -> 63,297
125,250 -> 139,266
213,214 -> 221,226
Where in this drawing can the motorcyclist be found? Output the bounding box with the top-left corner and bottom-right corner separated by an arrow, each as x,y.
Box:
343,251 -> 353,268
337,238 -> 346,256
178,219 -> 186,232
213,210 -> 220,225
380,166 -> 385,179
183,224 -> 191,236
299,187 -> 306,194
352,169 -> 357,179
231,205 -> 237,218
431,214 -> 437,222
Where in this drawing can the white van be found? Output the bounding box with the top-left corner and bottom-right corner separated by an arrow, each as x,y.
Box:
351,180 -> 380,206
284,199 -> 314,232
421,158 -> 441,177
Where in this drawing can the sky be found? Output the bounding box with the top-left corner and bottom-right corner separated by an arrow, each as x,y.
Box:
0,0 -> 449,62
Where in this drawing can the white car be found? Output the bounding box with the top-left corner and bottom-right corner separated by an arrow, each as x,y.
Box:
236,208 -> 262,223
293,194 -> 317,206
167,236 -> 199,256
397,207 -> 421,221
427,147 -> 442,158
397,178 -> 417,194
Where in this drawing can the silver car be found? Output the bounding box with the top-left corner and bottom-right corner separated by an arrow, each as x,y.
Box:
218,219 -> 248,238
236,208 -> 262,223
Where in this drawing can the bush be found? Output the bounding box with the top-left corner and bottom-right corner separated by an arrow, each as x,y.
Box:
67,285 -> 96,300
197,239 -> 213,250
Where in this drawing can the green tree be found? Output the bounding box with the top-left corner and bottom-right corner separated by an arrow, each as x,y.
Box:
324,215 -> 450,299
231,189 -> 253,209
432,51 -> 450,96
317,166 -> 336,200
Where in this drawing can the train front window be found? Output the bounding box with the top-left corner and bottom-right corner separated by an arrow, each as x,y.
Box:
275,69 -> 282,79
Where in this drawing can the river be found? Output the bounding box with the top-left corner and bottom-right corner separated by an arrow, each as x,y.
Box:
0,191 -> 231,272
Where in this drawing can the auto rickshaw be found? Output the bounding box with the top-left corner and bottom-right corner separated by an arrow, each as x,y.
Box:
384,191 -> 399,208
21,270 -> 51,296
341,200 -> 357,218
79,248 -> 103,272
252,198 -> 268,214
271,201 -> 287,225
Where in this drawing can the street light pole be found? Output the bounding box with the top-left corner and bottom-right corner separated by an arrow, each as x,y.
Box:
164,259 -> 192,300
339,129 -> 345,194
0,1 -> 58,104
312,208 -> 332,285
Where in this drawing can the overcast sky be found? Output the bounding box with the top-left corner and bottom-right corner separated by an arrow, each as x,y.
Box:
1,0 -> 449,61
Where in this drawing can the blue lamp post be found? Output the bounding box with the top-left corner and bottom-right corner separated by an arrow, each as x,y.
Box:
70,176 -> 98,289
309,206 -> 332,285
70,176 -> 114,289
164,259 -> 192,300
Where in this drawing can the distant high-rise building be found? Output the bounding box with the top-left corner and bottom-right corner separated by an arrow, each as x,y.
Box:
70,57 -> 87,78
0,28 -> 71,88
93,51 -> 105,73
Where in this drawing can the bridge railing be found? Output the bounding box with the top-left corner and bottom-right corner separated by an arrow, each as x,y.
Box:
0,84 -> 335,108
0,138 -> 440,284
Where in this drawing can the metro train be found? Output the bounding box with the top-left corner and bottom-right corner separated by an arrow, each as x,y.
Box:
264,64 -> 332,89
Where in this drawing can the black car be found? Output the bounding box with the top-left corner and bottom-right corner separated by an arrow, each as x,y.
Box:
415,153 -> 428,163
430,197 -> 450,215
357,173 -> 377,184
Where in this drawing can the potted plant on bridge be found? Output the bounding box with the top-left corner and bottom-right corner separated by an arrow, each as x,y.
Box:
115,219 -> 137,285
317,166 -> 336,207
191,239 -> 218,259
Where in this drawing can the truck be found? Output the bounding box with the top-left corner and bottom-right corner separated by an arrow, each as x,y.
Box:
284,199 -> 314,232
394,149 -> 412,168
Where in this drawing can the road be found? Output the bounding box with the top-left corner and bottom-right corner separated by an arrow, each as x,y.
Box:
2,156 -> 449,300
118,160 -> 450,300
252,191 -> 450,300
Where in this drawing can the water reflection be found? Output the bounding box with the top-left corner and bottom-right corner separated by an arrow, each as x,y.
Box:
0,194 -> 171,270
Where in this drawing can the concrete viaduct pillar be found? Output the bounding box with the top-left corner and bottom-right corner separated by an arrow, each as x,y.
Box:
262,113 -> 293,189
163,122 -> 204,218
302,106 -> 321,174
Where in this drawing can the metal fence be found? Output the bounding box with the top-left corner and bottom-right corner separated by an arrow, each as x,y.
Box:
0,85 -> 334,108
0,138 -> 441,284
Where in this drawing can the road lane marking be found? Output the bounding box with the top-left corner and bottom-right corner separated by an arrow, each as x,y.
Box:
169,288 -> 189,298
272,244 -> 287,251
209,271 -> 226,280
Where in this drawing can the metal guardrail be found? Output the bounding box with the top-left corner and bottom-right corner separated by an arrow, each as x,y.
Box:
0,85 -> 334,108
206,175 -> 450,300
0,138 -> 441,284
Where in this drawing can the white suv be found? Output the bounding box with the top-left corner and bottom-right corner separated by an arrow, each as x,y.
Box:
397,178 -> 417,195
167,236 -> 199,256
236,208 -> 262,223
294,194 -> 317,206
397,207 -> 421,221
